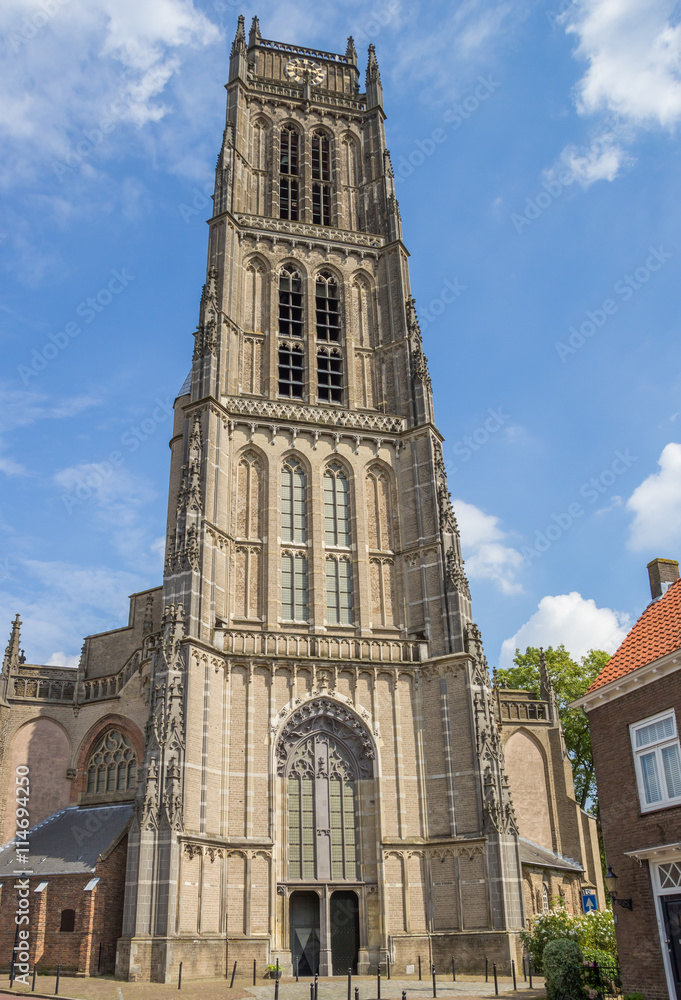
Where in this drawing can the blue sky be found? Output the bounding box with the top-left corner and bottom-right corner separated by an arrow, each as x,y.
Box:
1,0 -> 681,668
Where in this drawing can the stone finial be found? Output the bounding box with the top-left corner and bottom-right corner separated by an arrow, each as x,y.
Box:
366,44 -> 383,110
3,614 -> 21,673
231,14 -> 246,56
345,36 -> 357,65
249,16 -> 261,47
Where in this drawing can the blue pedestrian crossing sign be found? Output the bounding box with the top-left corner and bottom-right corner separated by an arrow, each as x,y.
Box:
582,893 -> 598,913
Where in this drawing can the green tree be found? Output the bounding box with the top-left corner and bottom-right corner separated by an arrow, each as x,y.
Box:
496,645 -> 610,811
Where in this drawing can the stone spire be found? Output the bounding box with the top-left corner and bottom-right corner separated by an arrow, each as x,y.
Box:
365,44 -> 383,111
3,614 -> 21,673
248,16 -> 261,47
1,614 -> 21,704
345,36 -> 357,65
231,14 -> 246,55
229,15 -> 248,82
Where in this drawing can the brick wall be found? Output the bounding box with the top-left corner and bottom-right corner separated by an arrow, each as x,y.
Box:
0,835 -> 127,975
589,672 -> 681,999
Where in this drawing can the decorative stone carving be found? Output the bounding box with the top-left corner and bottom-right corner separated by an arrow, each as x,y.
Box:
276,698 -> 375,778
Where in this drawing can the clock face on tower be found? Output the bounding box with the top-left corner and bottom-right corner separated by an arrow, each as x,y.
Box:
284,57 -> 326,86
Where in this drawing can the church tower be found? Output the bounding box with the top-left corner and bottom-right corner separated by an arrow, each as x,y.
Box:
117,18 -> 524,981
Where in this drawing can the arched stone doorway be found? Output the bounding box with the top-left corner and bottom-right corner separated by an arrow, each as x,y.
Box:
276,699 -> 376,975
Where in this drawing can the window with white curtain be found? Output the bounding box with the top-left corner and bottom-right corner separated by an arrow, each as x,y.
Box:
326,556 -> 353,625
281,459 -> 308,621
631,710 -> 681,811
323,463 -> 350,547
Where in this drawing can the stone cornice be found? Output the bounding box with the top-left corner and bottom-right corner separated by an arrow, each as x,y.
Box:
234,213 -> 384,249
571,647 -> 681,712
222,395 -> 405,434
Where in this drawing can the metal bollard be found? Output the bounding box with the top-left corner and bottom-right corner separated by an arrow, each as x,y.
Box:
512,959 -> 516,991
32,963 -> 37,991
493,963 -> 498,996
275,974 -> 280,1000
403,993 -> 407,1000
254,960 -> 257,986
522,956 -> 526,982
451,956 -> 456,982
528,958 -> 533,990
418,955 -> 422,981
55,964 -> 61,996
387,953 -> 391,980
230,960 -> 237,988
178,961 -> 183,990
314,971 -> 319,1000
485,956 -> 489,983
296,957 -> 299,982
377,965 -> 381,1000
432,962 -> 437,999
348,967 -> 352,1000
355,989 -> 359,1000
310,984 -> 315,1000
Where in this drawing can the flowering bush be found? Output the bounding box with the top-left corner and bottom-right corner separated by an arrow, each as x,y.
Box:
521,906 -> 617,972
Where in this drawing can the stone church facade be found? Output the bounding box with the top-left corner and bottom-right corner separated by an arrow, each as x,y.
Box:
0,19 -> 602,983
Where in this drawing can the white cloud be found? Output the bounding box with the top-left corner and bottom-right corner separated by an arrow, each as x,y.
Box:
564,0 -> 681,127
499,592 -> 630,668
0,560 -> 147,664
553,0 -> 681,183
626,442 -> 681,551
45,652 -> 80,668
454,498 -> 524,595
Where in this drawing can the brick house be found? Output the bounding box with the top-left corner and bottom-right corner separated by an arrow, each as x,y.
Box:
573,558 -> 681,1000
0,805 -> 131,976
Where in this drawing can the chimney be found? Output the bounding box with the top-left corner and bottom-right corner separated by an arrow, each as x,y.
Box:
647,558 -> 679,600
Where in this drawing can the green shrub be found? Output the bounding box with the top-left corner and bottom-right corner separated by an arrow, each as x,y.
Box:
543,939 -> 587,1000
582,947 -> 616,967
521,906 -> 618,971
622,993 -> 645,1000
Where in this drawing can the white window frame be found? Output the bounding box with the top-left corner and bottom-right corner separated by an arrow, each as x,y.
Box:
630,709 -> 681,813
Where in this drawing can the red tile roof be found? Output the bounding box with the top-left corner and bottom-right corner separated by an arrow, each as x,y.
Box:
586,577 -> 681,693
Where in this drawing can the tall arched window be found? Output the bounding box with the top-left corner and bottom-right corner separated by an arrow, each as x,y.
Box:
323,464 -> 350,546
279,267 -> 304,398
287,733 -> 358,880
311,130 -> 331,226
317,348 -> 342,403
279,267 -> 303,338
281,459 -> 308,622
280,126 -> 299,220
281,459 -> 306,543
315,272 -> 340,341
86,730 -> 137,796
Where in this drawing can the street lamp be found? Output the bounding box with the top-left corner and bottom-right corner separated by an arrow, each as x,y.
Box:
605,865 -> 633,910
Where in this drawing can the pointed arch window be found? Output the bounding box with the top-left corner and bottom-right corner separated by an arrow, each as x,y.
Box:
324,464 -> 350,546
287,732 -> 358,880
279,343 -> 304,398
279,267 -> 303,338
311,131 -> 331,226
280,126 -> 299,220
86,730 -> 137,796
315,272 -> 340,342
281,459 -> 307,542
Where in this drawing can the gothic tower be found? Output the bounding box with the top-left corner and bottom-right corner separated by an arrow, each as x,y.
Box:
117,18 -> 524,982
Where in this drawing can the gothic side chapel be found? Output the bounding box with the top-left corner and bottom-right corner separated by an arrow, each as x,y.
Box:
0,18 -> 603,983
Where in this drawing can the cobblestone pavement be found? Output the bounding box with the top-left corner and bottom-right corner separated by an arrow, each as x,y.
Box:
0,974 -> 545,1000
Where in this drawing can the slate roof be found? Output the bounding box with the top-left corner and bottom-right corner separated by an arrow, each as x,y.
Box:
177,371 -> 192,397
585,577 -> 681,694
518,837 -> 584,873
0,804 -> 132,878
